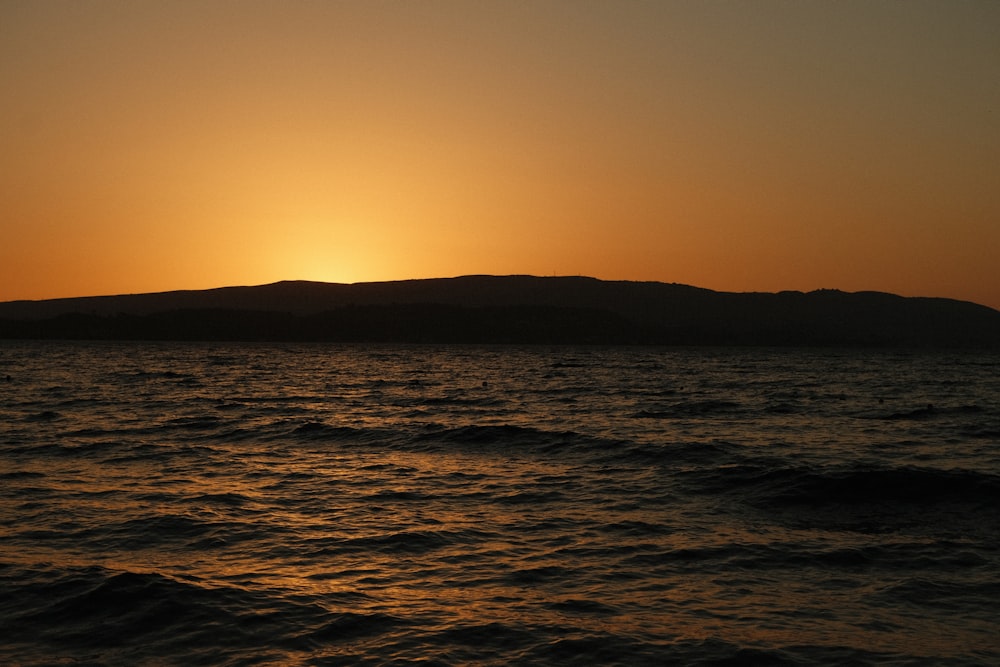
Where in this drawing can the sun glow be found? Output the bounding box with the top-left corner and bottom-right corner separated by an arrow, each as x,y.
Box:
1,3 -> 999,308
263,223 -> 364,286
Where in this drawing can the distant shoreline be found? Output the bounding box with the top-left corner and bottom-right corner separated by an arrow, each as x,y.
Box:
1,276 -> 998,347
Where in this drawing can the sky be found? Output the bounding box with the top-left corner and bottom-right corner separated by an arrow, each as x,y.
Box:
2,1 -> 998,309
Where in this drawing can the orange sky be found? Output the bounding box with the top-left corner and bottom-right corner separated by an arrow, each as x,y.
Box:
2,1 -> 998,309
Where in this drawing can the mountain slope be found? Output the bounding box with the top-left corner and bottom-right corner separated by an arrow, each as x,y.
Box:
1,276 -> 998,346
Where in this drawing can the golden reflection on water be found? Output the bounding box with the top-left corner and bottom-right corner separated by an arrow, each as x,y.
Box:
5,434 -> 986,662
3,441 -> 965,659
4,344 -> 998,664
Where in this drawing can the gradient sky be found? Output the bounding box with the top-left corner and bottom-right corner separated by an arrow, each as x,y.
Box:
2,1 -> 998,308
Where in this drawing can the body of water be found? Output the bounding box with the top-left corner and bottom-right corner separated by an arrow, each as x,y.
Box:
1,342 -> 998,665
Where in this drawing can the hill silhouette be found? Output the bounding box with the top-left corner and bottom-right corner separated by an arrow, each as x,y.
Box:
1,276 -> 998,346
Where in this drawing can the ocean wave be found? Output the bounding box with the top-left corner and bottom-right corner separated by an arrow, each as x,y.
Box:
68,514 -> 225,550
1,567 -> 246,660
410,423 -> 616,457
285,611 -> 410,654
606,439 -> 745,466
0,470 -> 45,480
632,399 -> 743,418
518,635 -> 804,667
872,577 -> 1000,617
621,539 -> 993,575
4,344 -> 1000,666
878,404 -> 985,421
23,410 -> 62,422
755,466 -> 1000,509
311,528 -> 478,556
0,565 -> 410,665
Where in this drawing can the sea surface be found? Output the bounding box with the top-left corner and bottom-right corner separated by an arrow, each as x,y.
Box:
1,342 -> 998,666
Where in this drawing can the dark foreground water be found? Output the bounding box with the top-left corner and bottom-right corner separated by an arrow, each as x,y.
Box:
1,342 -> 998,666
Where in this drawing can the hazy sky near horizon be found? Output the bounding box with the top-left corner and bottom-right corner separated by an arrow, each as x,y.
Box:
2,1 -> 998,308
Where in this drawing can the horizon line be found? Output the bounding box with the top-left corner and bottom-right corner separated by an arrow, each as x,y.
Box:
1,274 -> 995,312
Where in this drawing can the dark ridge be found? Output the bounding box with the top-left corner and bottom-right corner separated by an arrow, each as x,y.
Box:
1,275 -> 998,346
